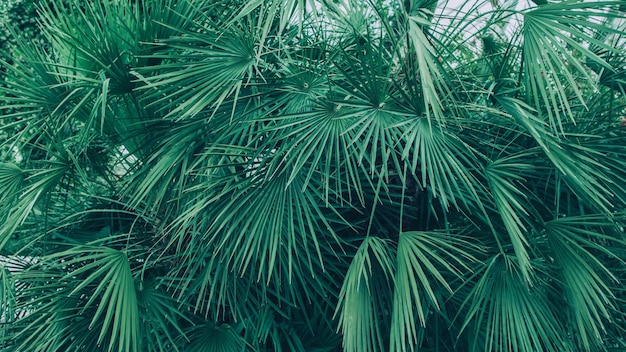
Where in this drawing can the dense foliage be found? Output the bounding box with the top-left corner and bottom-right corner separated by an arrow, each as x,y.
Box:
1,0 -> 626,351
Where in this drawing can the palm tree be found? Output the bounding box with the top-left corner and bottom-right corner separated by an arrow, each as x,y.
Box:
1,0 -> 626,351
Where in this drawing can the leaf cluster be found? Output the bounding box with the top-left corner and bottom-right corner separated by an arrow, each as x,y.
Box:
1,0 -> 626,351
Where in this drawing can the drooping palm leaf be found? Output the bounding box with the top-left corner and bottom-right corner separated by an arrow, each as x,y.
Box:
459,254 -> 570,352
390,230 -> 481,352
544,214 -> 625,351
485,153 -> 536,282
498,96 -> 624,214
522,1 -> 626,133
335,236 -> 395,352
0,159 -> 69,251
45,243 -> 141,352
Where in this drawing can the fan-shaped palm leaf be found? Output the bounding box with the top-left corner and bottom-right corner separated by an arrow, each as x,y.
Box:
544,214 -> 625,351
2,0 -> 626,351
136,22 -> 256,120
46,244 -> 141,352
336,236 -> 395,352
397,116 -> 484,212
137,283 -> 192,352
459,254 -> 570,352
522,1 -> 626,133
0,159 -> 68,250
185,323 -> 245,352
390,230 -> 481,352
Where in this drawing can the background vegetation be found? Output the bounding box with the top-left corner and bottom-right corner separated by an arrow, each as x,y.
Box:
1,0 -> 626,351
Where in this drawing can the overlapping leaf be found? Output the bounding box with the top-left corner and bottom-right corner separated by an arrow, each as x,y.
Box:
459,254 -> 570,352
47,245 -> 141,352
336,236 -> 395,352
136,23 -> 256,120
485,153 -> 535,282
390,230 -> 480,352
522,1 -> 626,133
544,214 -> 625,351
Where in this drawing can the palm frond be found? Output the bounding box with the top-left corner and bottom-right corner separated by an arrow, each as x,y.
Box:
544,214 -> 625,351
397,116 -> 484,212
0,159 -> 69,251
498,96 -> 621,214
255,102 -> 368,205
136,22 -> 256,120
485,153 -> 535,282
336,236 -> 395,352
390,230 -> 481,352
185,322 -> 245,352
404,15 -> 449,125
522,1 -> 626,133
137,282 -> 192,352
227,0 -> 316,55
46,243 -> 141,352
0,163 -> 25,203
459,254 -> 570,352
2,1 -> 626,351
169,161 -> 344,286
0,264 -> 16,327
38,0 -> 137,93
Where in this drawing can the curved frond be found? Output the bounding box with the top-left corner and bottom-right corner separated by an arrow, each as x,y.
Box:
47,244 -> 141,352
522,1 -> 626,132
336,236 -> 395,352
459,254 -> 570,352
390,230 -> 481,352
185,323 -> 245,352
544,214 -> 625,351
485,154 -> 535,282
0,160 -> 69,251
498,96 -> 624,214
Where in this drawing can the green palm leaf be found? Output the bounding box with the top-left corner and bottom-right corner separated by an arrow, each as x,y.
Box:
7,257 -> 86,351
459,254 -> 570,352
47,244 -> 141,352
0,263 -> 16,327
185,323 -> 245,352
137,283 -> 192,352
397,116 -> 484,212
498,96 -> 623,214
390,230 -> 480,352
544,214 -> 625,351
0,163 -> 25,203
0,160 -> 68,251
336,236 -> 395,352
227,0 -> 315,56
485,154 -> 535,282
171,161 -> 343,284
522,1 -> 626,133
38,0 -> 137,93
255,102 -> 367,204
405,20 -> 447,125
2,1 -> 626,351
136,23 -> 255,120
